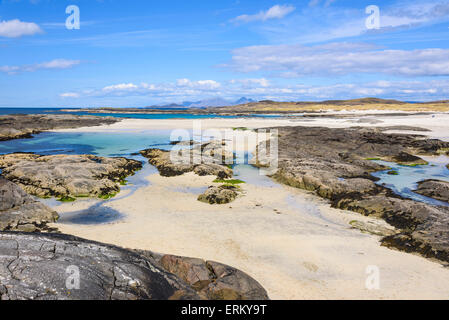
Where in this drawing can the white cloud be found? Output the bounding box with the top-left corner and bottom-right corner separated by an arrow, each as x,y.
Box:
229,78 -> 271,88
176,78 -> 221,90
231,5 -> 295,24
103,83 -> 139,92
225,42 -> 449,77
60,92 -> 80,98
0,59 -> 81,74
0,19 -> 43,38
58,77 -> 449,103
252,1 -> 449,45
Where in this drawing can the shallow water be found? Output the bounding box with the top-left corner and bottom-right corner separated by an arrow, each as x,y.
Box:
2,128 -> 449,225
0,107 -> 284,119
372,156 -> 449,206
0,130 -> 175,157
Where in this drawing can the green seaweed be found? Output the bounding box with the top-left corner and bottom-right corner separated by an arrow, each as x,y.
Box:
387,170 -> 399,175
57,196 -> 76,202
213,179 -> 245,185
99,193 -> 117,200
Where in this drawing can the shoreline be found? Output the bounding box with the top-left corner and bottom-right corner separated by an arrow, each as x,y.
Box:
50,112 -> 449,140
45,114 -> 449,300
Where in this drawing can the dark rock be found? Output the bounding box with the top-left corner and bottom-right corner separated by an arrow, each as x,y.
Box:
155,254 -> 269,300
0,232 -> 269,300
0,232 -> 199,300
198,185 -> 239,204
414,180 -> 449,203
0,114 -> 120,141
0,178 -> 58,232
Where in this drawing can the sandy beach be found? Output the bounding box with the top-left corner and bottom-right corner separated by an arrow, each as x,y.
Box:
54,111 -> 449,139
47,112 -> 449,300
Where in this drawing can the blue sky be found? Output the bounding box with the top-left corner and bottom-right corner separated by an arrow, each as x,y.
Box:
1,0 -> 449,107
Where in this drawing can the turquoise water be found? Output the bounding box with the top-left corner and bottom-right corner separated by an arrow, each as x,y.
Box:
372,157 -> 449,207
1,128 -> 449,225
0,130 -> 174,157
0,108 -> 284,119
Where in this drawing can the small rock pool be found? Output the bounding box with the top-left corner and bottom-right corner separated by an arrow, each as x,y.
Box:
371,155 -> 449,207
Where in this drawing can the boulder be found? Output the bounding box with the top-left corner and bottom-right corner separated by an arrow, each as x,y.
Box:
0,232 -> 269,300
155,254 -> 269,300
0,178 -> 58,232
198,185 -> 239,204
0,154 -> 142,198
140,142 -> 232,179
414,180 -> 449,203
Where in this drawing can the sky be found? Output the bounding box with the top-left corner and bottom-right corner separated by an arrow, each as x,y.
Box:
1,0 -> 449,107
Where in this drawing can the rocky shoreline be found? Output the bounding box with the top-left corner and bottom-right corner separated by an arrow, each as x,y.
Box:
0,114 -> 120,141
0,177 -> 58,232
414,180 -> 449,203
0,153 -> 142,199
255,125 -> 449,263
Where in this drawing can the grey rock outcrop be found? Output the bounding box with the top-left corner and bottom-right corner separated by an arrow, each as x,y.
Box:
256,126 -> 449,263
140,142 -> 233,179
0,178 -> 58,232
198,185 -> 239,204
0,114 -> 120,141
414,180 -> 449,203
0,153 -> 142,198
135,252 -> 269,300
0,232 -> 199,300
0,232 -> 269,300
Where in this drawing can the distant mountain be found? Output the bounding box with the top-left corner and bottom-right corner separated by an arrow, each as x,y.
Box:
235,97 -> 257,105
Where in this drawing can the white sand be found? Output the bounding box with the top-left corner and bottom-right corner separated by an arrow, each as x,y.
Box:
52,171 -> 449,300
55,112 -> 449,140
49,113 -> 449,299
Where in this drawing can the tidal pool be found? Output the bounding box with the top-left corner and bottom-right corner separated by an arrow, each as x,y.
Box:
371,156 -> 449,207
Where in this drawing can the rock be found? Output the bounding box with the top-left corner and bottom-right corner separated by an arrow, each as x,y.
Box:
0,114 -> 120,141
0,154 -> 142,198
198,185 -> 239,204
155,254 -> 269,300
140,142 -> 233,179
349,219 -> 397,237
0,178 -> 58,232
414,180 -> 449,203
256,126 -> 449,263
0,232 -> 269,300
0,232 -> 200,300
389,152 -> 428,166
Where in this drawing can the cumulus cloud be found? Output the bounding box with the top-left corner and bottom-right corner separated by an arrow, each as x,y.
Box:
58,77 -> 449,102
0,19 -> 43,38
176,78 -> 221,90
229,78 -> 271,88
0,59 -> 81,74
231,5 -> 295,24
225,42 -> 449,77
59,92 -> 80,98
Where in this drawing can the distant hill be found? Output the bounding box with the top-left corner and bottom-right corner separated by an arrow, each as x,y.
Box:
143,97 -> 256,109
179,97 -> 257,108
318,98 -> 406,105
